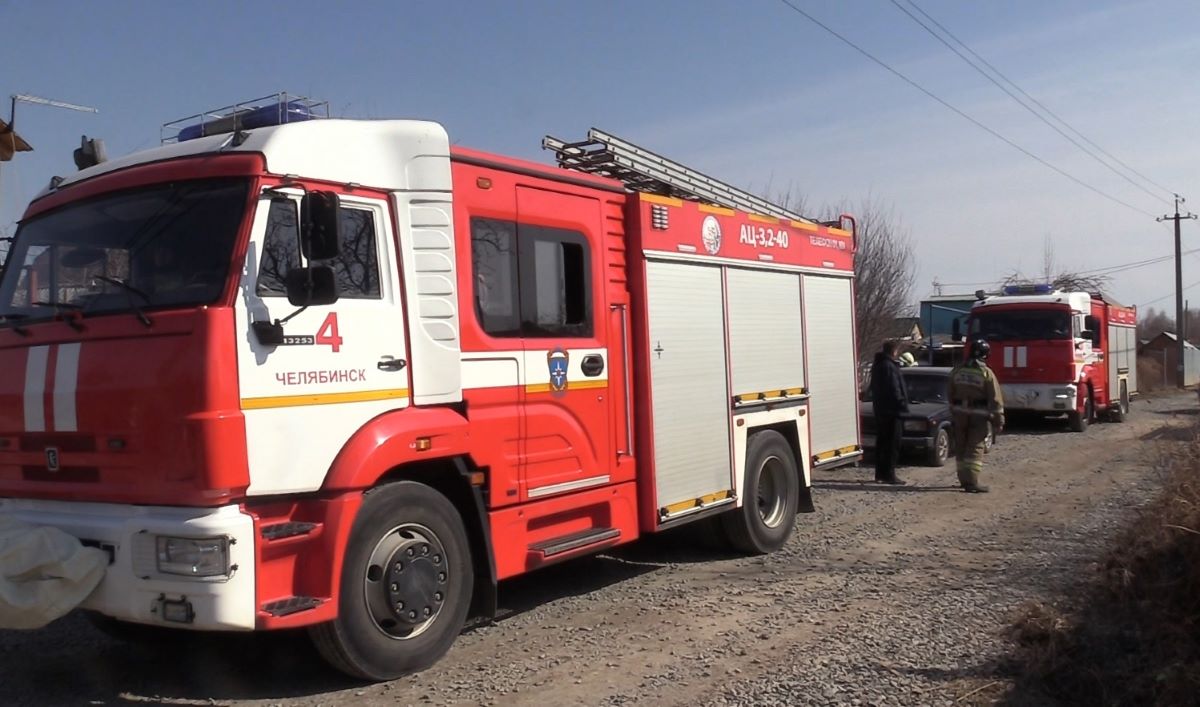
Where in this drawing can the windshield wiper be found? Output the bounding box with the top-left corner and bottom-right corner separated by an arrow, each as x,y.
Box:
32,301 -> 86,331
94,276 -> 153,327
0,313 -> 31,336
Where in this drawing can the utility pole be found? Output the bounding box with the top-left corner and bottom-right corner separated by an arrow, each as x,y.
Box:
1158,194 -> 1197,388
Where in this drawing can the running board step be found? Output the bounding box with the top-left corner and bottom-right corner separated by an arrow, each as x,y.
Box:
261,521 -> 318,541
529,527 -> 620,559
263,596 -> 323,617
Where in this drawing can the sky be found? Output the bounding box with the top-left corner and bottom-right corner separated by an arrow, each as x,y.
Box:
1,0 -> 1197,315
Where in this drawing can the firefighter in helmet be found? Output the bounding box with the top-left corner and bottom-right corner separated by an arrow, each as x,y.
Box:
948,339 -> 1004,493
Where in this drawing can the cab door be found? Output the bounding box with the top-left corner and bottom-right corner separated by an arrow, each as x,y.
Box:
235,190 -> 409,495
514,186 -> 612,501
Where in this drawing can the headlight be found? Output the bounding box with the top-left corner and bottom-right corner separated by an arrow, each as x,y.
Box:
156,536 -> 230,577
1053,387 -> 1075,400
903,419 -> 928,433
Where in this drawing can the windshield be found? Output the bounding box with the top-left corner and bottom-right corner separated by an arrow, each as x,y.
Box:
0,178 -> 250,323
970,309 -> 1072,341
903,373 -> 949,403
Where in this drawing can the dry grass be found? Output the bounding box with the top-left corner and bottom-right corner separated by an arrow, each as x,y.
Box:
1004,423 -> 1200,705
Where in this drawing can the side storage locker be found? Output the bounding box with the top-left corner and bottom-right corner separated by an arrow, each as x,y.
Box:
645,260 -> 733,516
801,274 -> 861,466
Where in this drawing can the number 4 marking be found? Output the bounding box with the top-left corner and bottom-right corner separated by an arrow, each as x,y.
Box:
316,313 -> 343,352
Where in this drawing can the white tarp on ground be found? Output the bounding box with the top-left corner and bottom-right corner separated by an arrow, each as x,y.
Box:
0,514 -> 107,629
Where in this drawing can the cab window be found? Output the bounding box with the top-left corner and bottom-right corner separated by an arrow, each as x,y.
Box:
256,199 -> 381,299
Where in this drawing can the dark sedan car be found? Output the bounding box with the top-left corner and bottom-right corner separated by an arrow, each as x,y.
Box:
859,366 -> 995,467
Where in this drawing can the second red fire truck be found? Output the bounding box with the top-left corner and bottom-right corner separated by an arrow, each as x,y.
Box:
0,95 -> 862,680
967,284 -> 1137,431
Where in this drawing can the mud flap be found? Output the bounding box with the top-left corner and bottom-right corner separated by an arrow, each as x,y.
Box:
798,484 -> 816,514
0,514 -> 108,629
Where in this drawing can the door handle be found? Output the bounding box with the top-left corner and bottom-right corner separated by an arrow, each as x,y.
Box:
377,356 -> 407,372
581,354 -> 605,377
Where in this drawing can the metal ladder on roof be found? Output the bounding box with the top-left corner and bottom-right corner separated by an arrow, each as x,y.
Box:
542,128 -> 813,224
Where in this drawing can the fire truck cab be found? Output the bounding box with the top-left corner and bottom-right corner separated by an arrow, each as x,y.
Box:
968,284 -> 1137,431
0,96 -> 861,680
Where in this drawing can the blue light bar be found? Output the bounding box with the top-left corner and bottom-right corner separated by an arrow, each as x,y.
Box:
177,100 -> 319,142
1002,283 -> 1054,296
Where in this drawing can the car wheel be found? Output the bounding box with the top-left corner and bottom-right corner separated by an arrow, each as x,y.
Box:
926,426 -> 950,467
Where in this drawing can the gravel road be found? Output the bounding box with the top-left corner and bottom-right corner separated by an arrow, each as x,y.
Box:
2,392 -> 1195,707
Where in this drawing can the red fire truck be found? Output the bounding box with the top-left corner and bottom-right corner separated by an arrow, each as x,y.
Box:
0,95 -> 862,680
966,284 -> 1137,431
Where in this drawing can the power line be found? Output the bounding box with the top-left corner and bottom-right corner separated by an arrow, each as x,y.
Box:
774,0 -> 1157,218
891,0 -> 1173,206
934,244 -> 1200,289
1140,278 -> 1200,308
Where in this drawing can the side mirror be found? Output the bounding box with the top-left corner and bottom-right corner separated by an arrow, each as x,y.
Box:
952,319 -> 963,343
1084,314 -> 1100,333
1081,329 -> 1098,345
300,191 -> 341,261
285,266 -> 339,307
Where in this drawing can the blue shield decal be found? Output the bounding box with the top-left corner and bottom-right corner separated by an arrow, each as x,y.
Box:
547,349 -> 569,395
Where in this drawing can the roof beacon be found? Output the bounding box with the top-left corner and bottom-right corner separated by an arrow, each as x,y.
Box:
1001,283 -> 1054,296
162,93 -> 329,144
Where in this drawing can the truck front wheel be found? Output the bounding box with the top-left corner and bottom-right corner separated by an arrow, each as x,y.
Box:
1068,392 -> 1093,433
310,481 -> 474,682
721,430 -> 799,554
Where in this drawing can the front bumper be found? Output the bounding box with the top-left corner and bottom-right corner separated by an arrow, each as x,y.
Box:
860,430 -> 939,452
1000,382 -> 1077,413
0,499 -> 256,630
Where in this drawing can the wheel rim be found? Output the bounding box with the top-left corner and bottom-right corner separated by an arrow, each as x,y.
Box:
756,455 -> 789,529
362,522 -> 449,640
937,430 -> 950,460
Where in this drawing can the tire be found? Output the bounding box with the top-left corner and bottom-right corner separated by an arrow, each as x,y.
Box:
1068,392 -> 1093,433
925,426 -> 950,467
721,430 -> 800,554
1109,382 -> 1129,423
310,481 -> 474,682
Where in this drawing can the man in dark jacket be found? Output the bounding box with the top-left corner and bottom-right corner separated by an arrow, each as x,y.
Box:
869,341 -> 909,485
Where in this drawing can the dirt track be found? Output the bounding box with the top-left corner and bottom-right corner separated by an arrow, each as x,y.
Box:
1,392 -> 1195,707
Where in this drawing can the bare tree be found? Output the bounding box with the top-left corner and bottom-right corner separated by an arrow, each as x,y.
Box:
805,198 -> 915,365
1002,235 -> 1112,294
1138,307 -> 1173,341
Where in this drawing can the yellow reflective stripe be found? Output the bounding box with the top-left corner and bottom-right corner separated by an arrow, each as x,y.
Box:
749,213 -> 779,224
525,380 -> 609,394
662,490 -> 732,515
642,193 -> 683,207
698,204 -> 735,215
734,387 -> 808,403
815,444 -> 861,461
826,227 -> 851,237
241,388 -> 409,410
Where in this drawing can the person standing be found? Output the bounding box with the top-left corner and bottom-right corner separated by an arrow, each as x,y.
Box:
948,339 -> 1005,493
869,341 -> 909,485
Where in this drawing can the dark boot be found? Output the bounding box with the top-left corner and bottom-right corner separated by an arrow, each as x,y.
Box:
882,477 -> 908,486
964,484 -> 989,493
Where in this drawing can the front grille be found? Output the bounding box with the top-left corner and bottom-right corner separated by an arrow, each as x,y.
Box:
21,465 -> 100,482
19,434 -> 96,453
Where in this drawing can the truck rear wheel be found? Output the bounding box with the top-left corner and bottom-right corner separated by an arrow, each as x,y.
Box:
1109,382 -> 1130,423
310,481 -> 473,682
721,430 -> 799,554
